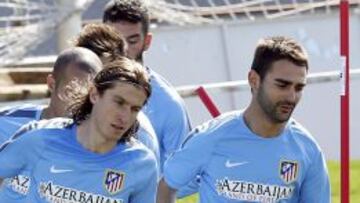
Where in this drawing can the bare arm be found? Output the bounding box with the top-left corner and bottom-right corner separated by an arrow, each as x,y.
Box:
157,178 -> 177,203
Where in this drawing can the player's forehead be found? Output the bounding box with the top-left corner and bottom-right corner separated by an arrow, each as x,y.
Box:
106,82 -> 147,106
265,59 -> 307,83
108,21 -> 143,37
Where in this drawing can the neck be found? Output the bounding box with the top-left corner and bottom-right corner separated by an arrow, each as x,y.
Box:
76,118 -> 117,154
243,101 -> 287,138
41,106 -> 56,119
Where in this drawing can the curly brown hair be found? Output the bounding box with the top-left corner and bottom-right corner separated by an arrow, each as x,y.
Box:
74,23 -> 127,63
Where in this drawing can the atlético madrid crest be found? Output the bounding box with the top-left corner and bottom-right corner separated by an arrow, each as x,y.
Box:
279,160 -> 299,184
104,169 -> 125,195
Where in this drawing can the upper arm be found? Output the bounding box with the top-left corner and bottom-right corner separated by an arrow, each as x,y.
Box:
163,129 -> 215,190
161,102 -> 191,159
156,178 -> 177,203
299,151 -> 331,202
137,113 -> 161,170
130,159 -> 159,203
0,131 -> 38,178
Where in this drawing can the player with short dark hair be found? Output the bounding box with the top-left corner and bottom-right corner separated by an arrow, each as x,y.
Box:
157,36 -> 331,203
103,0 -> 150,63
103,0 -> 191,173
0,47 -> 102,144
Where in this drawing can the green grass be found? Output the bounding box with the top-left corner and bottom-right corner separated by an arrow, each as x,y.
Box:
177,160 -> 360,203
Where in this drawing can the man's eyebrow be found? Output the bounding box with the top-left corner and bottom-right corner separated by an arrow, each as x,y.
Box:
274,78 -> 292,85
275,78 -> 306,86
126,34 -> 141,39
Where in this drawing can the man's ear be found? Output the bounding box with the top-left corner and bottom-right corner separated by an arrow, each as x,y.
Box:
143,32 -> 152,51
248,70 -> 260,91
89,85 -> 99,105
46,74 -> 56,93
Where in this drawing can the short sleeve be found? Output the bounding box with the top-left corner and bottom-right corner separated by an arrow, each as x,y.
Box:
299,150 -> 331,202
0,131 -> 41,178
129,152 -> 159,203
163,129 -> 216,190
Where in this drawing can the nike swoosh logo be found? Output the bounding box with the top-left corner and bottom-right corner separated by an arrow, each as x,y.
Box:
50,166 -> 73,174
225,160 -> 248,168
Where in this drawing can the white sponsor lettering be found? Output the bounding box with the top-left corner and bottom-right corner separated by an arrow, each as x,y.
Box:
6,175 -> 31,195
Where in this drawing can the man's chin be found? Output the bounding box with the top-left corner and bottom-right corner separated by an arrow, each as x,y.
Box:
271,113 -> 291,124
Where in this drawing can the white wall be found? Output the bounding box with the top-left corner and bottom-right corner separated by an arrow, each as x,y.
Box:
145,12 -> 360,160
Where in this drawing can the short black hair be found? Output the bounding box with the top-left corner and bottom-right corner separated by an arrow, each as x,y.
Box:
103,0 -> 150,35
251,36 -> 308,80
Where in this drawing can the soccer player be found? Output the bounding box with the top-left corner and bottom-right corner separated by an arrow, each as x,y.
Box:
0,41 -> 158,201
0,47 -> 102,145
73,23 -> 160,167
73,23 -> 127,63
157,36 -> 331,203
103,0 -> 191,171
0,57 -> 158,203
0,47 -> 103,201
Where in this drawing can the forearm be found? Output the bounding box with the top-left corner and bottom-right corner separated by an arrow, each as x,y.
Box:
157,178 -> 177,203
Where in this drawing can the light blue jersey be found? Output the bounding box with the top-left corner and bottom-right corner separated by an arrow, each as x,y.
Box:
136,112 -> 160,169
164,111 -> 330,203
0,104 -> 43,144
0,118 -> 158,203
0,104 -> 159,202
143,68 -> 191,172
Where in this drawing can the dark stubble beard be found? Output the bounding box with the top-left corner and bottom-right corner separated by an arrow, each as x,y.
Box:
257,84 -> 296,124
135,45 -> 146,64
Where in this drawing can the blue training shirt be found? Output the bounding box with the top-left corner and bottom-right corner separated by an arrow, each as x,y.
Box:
143,68 -> 191,172
0,104 -> 160,202
0,118 -> 158,203
0,104 -> 43,144
164,111 -> 330,203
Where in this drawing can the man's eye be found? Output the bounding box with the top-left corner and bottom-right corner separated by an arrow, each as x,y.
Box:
295,86 -> 305,92
127,38 -> 139,45
115,99 -> 124,106
277,84 -> 287,88
132,107 -> 141,112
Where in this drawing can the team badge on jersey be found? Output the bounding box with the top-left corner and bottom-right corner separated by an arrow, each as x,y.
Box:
279,160 -> 299,184
104,169 -> 125,195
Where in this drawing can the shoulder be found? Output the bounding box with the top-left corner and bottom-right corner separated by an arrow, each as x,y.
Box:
122,138 -> 159,181
148,68 -> 184,103
11,118 -> 74,140
124,138 -> 157,164
183,111 -> 242,145
287,118 -> 322,154
23,117 -> 73,130
0,104 -> 44,119
1,118 -> 75,157
137,112 -> 156,138
136,112 -> 159,155
122,139 -> 158,174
